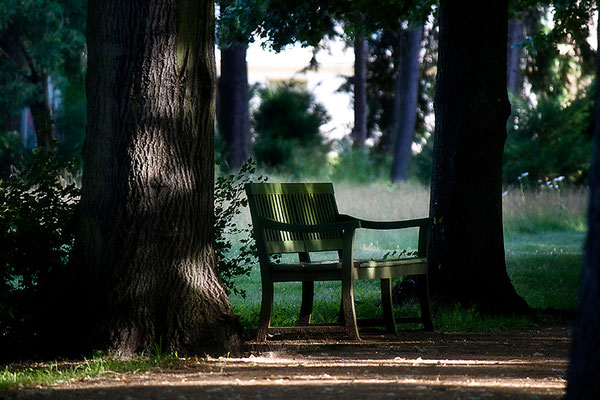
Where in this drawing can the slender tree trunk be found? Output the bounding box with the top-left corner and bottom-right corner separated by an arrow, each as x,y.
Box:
218,44 -> 250,171
390,26 -> 422,182
73,0 -> 241,357
507,15 -> 524,95
387,28 -> 403,155
566,16 -> 600,399
353,35 -> 368,147
428,0 -> 528,313
29,73 -> 56,148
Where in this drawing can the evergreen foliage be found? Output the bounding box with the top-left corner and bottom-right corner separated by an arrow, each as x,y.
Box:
253,83 -> 330,173
504,92 -> 593,184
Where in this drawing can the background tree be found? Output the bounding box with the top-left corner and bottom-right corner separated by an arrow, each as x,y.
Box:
71,0 -> 241,356
352,22 -> 368,148
338,18 -> 435,181
503,1 -> 596,186
521,2 -> 595,99
390,25 -> 423,182
507,10 -> 528,96
428,0 -> 528,312
220,0 -> 434,148
217,0 -> 252,171
0,0 -> 85,148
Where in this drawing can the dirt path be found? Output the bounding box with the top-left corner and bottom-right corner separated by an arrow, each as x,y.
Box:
2,325 -> 570,399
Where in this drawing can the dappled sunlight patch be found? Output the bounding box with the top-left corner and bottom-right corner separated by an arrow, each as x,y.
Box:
37,353 -> 566,399
4,327 -> 569,398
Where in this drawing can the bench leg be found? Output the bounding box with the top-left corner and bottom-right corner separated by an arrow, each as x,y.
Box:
298,280 -> 314,325
381,278 -> 398,335
257,280 -> 274,341
418,275 -> 434,331
341,277 -> 360,340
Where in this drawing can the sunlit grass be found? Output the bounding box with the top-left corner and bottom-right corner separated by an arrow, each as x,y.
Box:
502,187 -> 588,233
0,354 -> 183,391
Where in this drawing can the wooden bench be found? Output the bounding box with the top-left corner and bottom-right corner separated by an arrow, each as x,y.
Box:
245,182 -> 433,341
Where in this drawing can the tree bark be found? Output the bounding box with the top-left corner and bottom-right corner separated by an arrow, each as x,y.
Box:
217,44 -> 250,171
390,26 -> 422,182
428,0 -> 528,313
74,0 -> 242,356
353,35 -> 368,147
566,15 -> 600,399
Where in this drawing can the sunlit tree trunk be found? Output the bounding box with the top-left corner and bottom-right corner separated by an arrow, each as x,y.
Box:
428,0 -> 528,313
73,0 -> 242,356
566,15 -> 600,399
218,44 -> 250,171
390,26 -> 422,182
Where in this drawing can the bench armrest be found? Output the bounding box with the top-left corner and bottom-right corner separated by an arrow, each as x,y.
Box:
256,216 -> 360,233
338,215 -> 431,230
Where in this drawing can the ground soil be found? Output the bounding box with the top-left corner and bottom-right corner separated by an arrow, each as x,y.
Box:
1,325 -> 570,399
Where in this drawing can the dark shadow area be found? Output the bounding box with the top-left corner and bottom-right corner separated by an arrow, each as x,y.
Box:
1,381 -> 563,400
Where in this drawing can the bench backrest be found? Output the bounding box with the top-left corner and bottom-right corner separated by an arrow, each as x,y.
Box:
245,183 -> 344,254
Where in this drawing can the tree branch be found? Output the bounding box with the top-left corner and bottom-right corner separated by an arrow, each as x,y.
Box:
14,35 -> 39,83
0,44 -> 20,68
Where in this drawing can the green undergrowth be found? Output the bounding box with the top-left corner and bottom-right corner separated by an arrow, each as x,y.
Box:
0,353 -> 183,391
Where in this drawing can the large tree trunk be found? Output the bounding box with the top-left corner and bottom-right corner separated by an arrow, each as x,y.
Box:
566,16 -> 600,399
507,15 -> 524,96
217,44 -> 250,171
29,73 -> 56,148
390,26 -> 422,182
353,35 -> 368,147
73,0 -> 242,357
428,0 -> 528,313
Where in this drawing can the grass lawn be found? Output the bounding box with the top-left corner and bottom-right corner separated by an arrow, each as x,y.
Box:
506,230 -> 584,311
228,183 -> 587,334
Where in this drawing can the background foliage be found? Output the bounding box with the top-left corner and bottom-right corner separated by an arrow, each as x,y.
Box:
252,83 -> 331,175
0,0 -> 85,115
0,151 -> 79,353
504,92 -> 593,184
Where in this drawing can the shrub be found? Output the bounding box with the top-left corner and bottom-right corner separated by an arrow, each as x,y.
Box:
0,152 -> 259,355
409,137 -> 434,184
0,130 -> 26,178
503,93 -> 592,184
214,159 -> 265,297
0,150 -> 80,349
328,141 -> 391,183
253,82 -> 330,175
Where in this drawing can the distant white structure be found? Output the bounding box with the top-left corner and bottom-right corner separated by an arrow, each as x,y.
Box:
217,39 -> 355,140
